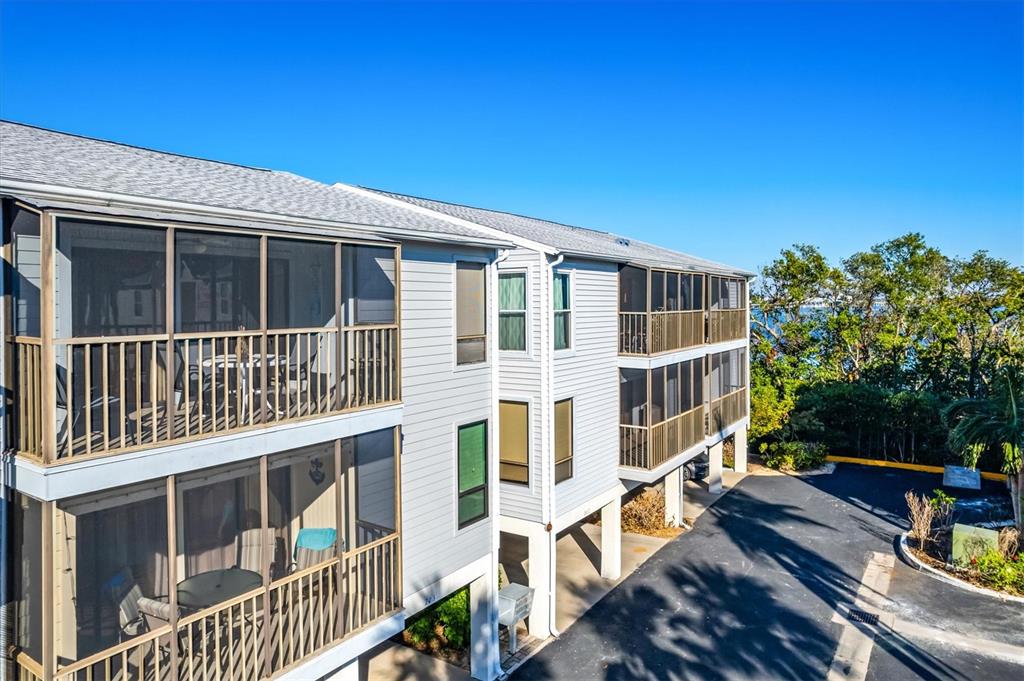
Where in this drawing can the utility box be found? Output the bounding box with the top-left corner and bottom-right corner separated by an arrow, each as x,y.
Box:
498,583 -> 534,654
951,523 -> 999,564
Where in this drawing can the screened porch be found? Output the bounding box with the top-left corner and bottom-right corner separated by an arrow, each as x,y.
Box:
8,207 -> 401,464
619,358 -> 706,470
9,428 -> 401,681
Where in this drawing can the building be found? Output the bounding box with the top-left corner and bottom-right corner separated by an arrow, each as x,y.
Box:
0,121 -> 510,681
357,189 -> 753,640
1,120 -> 752,680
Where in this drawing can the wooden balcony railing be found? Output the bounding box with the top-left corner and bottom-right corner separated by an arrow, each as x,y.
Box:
709,388 -> 748,433
12,325 -> 399,463
618,312 -> 648,355
619,405 -> 705,470
16,533 -> 401,681
708,309 -> 747,344
620,311 -> 705,356
650,311 -> 704,355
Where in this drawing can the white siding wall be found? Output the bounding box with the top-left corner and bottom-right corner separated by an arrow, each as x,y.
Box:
552,259 -> 620,517
497,248 -> 544,523
399,242 -> 495,597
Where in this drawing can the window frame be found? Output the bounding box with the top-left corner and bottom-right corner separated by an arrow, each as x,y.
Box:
498,399 -> 530,486
498,269 -> 529,354
554,397 -> 574,484
455,259 -> 488,366
456,419 -> 489,529
552,269 -> 574,352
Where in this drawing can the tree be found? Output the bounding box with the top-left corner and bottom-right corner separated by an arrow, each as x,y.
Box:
945,365 -> 1024,530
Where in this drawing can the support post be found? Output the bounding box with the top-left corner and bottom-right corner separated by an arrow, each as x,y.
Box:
664,467 -> 682,528
329,656 -> 365,681
41,501 -> 53,681
733,428 -> 748,473
600,497 -> 621,580
165,477 -> 180,681
39,214 -> 55,463
469,569 -> 500,681
708,440 -> 724,494
526,525 -> 552,639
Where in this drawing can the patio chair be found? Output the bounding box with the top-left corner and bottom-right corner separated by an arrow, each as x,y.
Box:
56,365 -> 130,457
104,568 -> 177,641
290,527 -> 338,573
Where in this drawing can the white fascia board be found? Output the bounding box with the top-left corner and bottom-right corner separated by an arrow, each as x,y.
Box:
338,183 -> 559,256
11,405 -> 403,501
552,483 -> 625,533
275,611 -> 405,680
617,338 -> 749,370
0,179 -> 513,249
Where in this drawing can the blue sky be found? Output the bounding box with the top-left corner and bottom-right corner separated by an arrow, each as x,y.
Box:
1,1 -> 1021,272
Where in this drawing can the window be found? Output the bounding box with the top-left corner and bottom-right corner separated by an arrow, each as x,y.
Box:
499,401 -> 529,484
553,271 -> 572,350
456,262 -> 487,364
499,272 -> 527,351
457,421 -> 488,527
554,399 -> 573,483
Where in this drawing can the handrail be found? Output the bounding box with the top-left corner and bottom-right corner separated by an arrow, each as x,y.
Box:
15,651 -> 43,678
55,623 -> 171,674
343,531 -> 399,558
176,585 -> 267,628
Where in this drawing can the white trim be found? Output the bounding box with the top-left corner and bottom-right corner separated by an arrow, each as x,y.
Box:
552,267 -> 575,357
452,255 -> 491,372
276,611 -> 405,680
498,394 -> 536,494
497,266 -> 532,358
338,184 -> 557,255
403,552 -> 494,614
552,483 -> 624,533
10,405 -> 403,501
1,178 -> 514,249
617,338 -> 748,370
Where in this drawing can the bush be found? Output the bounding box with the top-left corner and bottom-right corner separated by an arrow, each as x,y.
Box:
905,491 -> 936,549
621,488 -> 668,533
403,586 -> 470,651
760,441 -> 827,471
966,549 -> 1024,595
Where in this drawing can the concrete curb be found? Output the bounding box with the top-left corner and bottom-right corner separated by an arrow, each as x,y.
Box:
896,532 -> 1024,605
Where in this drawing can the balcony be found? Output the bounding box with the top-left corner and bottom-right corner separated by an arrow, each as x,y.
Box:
618,266 -> 747,356
8,212 -> 401,464
10,431 -> 401,681
620,405 -> 705,471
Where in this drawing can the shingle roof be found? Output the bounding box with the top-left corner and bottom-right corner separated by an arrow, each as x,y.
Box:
363,188 -> 753,277
0,120 -> 504,244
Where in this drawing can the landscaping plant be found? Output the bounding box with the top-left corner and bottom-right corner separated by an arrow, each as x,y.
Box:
402,586 -> 470,653
621,488 -> 668,534
905,491 -> 935,550
759,441 -> 827,471
945,364 -> 1024,531
928,489 -> 956,530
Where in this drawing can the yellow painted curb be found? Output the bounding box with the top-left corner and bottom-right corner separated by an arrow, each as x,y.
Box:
824,455 -> 1007,482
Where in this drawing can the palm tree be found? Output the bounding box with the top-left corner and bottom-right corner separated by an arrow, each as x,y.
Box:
945,365 -> 1024,530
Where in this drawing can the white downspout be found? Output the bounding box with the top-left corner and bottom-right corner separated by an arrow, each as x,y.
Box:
543,252 -> 563,637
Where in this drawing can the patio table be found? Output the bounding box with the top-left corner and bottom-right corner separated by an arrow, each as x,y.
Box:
177,568 -> 262,610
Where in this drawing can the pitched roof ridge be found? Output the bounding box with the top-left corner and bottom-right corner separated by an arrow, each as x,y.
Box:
0,118 -> 273,173
362,185 -> 613,236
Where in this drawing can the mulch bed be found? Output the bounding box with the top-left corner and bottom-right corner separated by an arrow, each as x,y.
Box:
906,529 -> 1022,596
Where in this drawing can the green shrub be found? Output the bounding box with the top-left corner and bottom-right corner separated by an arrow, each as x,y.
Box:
435,587 -> 470,649
760,441 -> 827,471
402,586 -> 470,651
967,549 -> 1024,595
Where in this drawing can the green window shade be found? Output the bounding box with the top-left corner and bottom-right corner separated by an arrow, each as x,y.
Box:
457,421 -> 488,527
552,272 -> 570,311
553,272 -> 571,350
554,399 -> 573,483
499,272 -> 527,351
458,422 -> 486,492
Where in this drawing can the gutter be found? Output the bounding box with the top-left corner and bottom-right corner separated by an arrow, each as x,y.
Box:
0,179 -> 516,249
542,252 -> 564,638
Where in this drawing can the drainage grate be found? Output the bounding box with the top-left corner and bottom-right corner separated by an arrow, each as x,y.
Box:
847,608 -> 879,625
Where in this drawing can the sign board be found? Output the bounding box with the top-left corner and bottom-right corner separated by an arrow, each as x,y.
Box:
943,465 -> 981,490
498,583 -> 534,627
951,523 -> 999,565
